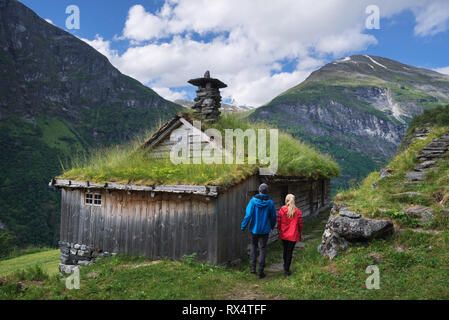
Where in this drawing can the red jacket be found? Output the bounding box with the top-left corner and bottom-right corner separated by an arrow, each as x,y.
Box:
277,206 -> 302,242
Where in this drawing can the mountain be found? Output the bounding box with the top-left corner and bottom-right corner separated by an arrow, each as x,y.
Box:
249,55 -> 449,191
174,99 -> 254,113
0,0 -> 182,249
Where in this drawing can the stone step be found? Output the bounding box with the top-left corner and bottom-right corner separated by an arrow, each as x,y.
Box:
405,171 -> 426,181
414,160 -> 436,171
418,153 -> 445,159
420,149 -> 446,154
427,142 -> 449,148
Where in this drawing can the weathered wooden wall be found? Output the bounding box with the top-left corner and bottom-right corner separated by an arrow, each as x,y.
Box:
215,175 -> 260,264
59,177 -> 331,265
215,176 -> 331,263
60,189 -> 217,262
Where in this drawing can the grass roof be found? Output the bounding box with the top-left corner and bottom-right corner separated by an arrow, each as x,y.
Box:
59,113 -> 340,187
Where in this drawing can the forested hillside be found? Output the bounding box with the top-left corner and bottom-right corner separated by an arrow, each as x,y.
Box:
0,0 -> 182,252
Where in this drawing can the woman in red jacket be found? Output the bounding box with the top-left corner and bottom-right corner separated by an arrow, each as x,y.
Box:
277,194 -> 302,276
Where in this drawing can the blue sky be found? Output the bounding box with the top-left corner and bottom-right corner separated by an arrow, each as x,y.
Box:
20,0 -> 449,106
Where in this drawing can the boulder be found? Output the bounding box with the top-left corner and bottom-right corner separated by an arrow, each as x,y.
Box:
318,205 -> 394,259
329,215 -> 394,241
404,206 -> 434,223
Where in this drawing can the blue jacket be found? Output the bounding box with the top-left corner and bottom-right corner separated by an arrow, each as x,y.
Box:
241,194 -> 277,235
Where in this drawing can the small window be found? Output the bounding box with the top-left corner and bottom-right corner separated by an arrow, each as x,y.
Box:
85,193 -> 102,206
85,193 -> 93,205
94,194 -> 102,206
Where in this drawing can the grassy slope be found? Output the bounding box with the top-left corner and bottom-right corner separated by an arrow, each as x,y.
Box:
251,72 -> 449,193
59,113 -> 340,187
0,249 -> 60,277
1,213 -> 448,300
335,123 -> 449,229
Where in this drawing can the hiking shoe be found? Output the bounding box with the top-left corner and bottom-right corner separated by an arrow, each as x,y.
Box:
284,270 -> 292,276
258,272 -> 266,279
250,269 -> 256,274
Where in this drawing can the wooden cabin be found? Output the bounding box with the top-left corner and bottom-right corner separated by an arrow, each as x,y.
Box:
50,73 -> 334,271
50,115 -> 331,268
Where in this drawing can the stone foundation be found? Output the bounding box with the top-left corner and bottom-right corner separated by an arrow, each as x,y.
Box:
58,241 -> 115,274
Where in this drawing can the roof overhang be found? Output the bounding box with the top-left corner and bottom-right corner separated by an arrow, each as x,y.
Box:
49,179 -> 219,197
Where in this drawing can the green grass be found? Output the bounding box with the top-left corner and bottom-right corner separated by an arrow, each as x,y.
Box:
37,117 -> 86,154
335,125 -> 449,229
0,249 -> 60,278
59,113 -> 340,187
1,214 -> 448,300
406,105 -> 449,135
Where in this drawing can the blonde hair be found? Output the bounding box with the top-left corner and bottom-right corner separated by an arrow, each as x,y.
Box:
285,194 -> 297,218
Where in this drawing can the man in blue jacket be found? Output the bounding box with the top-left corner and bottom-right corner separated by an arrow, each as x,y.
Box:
241,183 -> 277,279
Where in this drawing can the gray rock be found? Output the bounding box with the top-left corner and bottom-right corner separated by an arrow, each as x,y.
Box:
80,244 -> 87,251
77,260 -> 93,266
60,247 -> 70,255
58,264 -> 79,274
379,168 -> 392,179
74,244 -> 81,250
392,192 -> 423,198
77,250 -> 91,257
414,160 -> 436,171
318,211 -> 394,259
405,171 -> 426,181
404,206 -> 434,223
339,210 -> 361,219
70,248 -> 78,255
318,231 -> 350,260
330,216 -> 394,241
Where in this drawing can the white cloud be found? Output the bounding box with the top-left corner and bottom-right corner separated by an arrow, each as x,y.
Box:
82,0 -> 449,106
153,87 -> 189,101
80,35 -> 119,64
45,18 -> 53,25
434,66 -> 449,75
413,0 -> 449,36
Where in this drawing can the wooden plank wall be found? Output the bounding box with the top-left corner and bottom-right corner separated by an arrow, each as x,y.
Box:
215,175 -> 260,264
59,177 -> 331,265
60,189 -> 217,263
149,123 -> 212,162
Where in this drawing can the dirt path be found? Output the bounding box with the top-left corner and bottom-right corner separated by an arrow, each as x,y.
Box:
224,218 -> 327,300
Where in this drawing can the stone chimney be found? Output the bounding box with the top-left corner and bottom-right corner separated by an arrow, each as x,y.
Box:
188,71 -> 227,122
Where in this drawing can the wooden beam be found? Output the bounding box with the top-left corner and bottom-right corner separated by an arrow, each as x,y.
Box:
50,179 -> 220,197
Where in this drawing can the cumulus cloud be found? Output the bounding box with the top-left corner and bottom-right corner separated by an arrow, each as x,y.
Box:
413,0 -> 449,36
82,0 -> 449,106
81,35 -> 120,64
